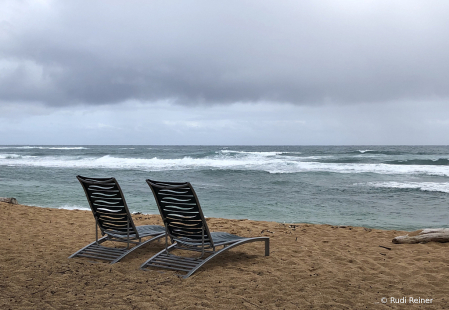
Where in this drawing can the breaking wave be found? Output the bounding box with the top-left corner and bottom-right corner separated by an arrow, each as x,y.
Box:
2,149 -> 449,176
364,181 -> 449,194
0,146 -> 88,150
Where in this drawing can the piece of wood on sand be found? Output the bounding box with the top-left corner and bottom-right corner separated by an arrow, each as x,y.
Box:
0,197 -> 18,204
393,228 -> 449,244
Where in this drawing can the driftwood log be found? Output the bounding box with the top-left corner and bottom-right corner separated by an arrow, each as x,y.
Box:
393,228 -> 449,244
0,197 -> 18,204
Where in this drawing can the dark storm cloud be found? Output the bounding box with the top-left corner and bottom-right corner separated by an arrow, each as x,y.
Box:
1,0 -> 449,106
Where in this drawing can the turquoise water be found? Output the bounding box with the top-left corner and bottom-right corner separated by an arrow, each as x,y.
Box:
1,145 -> 449,230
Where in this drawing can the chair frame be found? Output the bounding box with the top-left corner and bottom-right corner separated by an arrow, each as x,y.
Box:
140,179 -> 269,278
69,176 -> 165,264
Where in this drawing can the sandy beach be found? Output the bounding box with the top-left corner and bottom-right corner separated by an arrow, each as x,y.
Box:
1,201 -> 448,309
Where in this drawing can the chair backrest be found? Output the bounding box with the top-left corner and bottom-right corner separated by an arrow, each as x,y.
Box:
77,176 -> 139,239
146,179 -> 214,248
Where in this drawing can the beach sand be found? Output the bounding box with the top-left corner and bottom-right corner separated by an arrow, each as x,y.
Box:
1,202 -> 448,309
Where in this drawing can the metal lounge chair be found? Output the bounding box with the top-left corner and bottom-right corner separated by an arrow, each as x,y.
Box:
69,176 -> 165,264
140,179 -> 269,278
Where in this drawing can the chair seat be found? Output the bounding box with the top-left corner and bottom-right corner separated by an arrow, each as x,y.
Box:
210,231 -> 247,245
137,225 -> 166,237
210,232 -> 246,245
173,231 -> 246,247
106,225 -> 166,239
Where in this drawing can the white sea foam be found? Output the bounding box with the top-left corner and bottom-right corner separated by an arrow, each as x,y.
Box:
0,153 -> 23,159
2,151 -> 449,176
219,150 -> 283,156
364,181 -> 449,193
0,146 -> 88,150
58,205 -> 91,211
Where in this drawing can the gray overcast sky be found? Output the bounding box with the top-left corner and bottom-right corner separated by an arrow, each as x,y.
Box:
1,0 -> 449,145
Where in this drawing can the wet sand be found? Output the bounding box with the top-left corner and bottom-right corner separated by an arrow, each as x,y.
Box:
1,202 -> 448,309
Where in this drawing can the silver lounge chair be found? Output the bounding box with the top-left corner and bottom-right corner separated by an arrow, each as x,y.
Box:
69,176 -> 165,264
141,179 -> 269,278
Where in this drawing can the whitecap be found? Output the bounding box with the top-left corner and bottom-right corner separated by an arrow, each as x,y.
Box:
0,146 -> 88,150
358,150 -> 374,154
58,205 -> 91,211
219,150 -> 283,156
0,153 -> 22,159
363,181 -> 449,194
2,151 -> 449,177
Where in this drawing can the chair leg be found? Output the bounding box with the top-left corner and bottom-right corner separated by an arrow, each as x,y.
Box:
265,238 -> 270,256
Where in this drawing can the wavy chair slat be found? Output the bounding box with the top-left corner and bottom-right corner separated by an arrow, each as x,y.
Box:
98,221 -> 129,228
163,207 -> 198,212
92,198 -> 124,203
96,212 -> 128,218
161,194 -> 194,199
93,204 -> 125,209
167,226 -> 204,234
162,204 -> 198,209
90,195 -> 123,201
99,220 -> 129,226
100,223 -> 130,231
165,212 -> 201,217
88,189 -> 118,194
163,206 -> 199,211
87,184 -> 117,189
95,208 -> 126,214
161,197 -> 195,202
166,221 -> 203,228
162,203 -> 197,208
90,193 -> 121,198
98,222 -> 129,229
165,211 -> 197,216
91,194 -> 123,199
161,198 -> 195,202
69,175 -> 165,264
163,209 -> 198,214
161,199 -> 193,203
96,214 -> 128,220
165,213 -> 200,219
87,183 -> 118,188
166,219 -> 201,224
96,215 -> 129,222
92,201 -> 125,207
88,186 -> 118,190
95,209 -> 127,214
93,202 -> 121,207
141,178 -> 270,278
165,217 -> 202,223
164,211 -> 199,216
96,213 -> 129,221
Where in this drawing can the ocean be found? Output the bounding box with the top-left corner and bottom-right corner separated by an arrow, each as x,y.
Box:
1,145 -> 448,231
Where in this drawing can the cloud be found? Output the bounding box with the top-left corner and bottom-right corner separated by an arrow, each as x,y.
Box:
1,0 -> 449,107
1,98 -> 449,145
